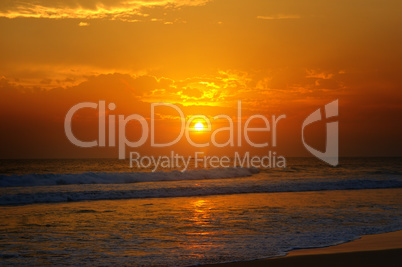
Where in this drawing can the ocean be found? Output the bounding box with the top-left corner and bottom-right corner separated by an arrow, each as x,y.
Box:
0,157 -> 401,265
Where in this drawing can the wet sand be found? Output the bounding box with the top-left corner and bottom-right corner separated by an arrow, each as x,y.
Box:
206,230 -> 402,267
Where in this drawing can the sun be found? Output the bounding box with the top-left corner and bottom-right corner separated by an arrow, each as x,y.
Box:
194,122 -> 204,131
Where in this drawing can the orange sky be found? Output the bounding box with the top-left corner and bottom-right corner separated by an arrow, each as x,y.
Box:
0,0 -> 401,158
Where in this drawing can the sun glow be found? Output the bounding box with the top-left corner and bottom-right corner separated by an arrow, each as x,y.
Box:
194,122 -> 204,131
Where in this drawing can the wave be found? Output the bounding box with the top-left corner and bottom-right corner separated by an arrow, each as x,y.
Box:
0,175 -> 401,206
0,167 -> 259,187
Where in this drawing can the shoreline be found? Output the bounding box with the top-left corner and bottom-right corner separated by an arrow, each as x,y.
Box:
204,230 -> 402,266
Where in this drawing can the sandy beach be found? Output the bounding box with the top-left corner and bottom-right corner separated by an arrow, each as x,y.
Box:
205,230 -> 402,267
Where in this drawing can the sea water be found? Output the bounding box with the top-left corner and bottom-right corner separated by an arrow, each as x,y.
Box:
0,157 -> 401,265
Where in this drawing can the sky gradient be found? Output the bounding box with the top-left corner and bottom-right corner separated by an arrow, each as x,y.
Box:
0,0 -> 401,158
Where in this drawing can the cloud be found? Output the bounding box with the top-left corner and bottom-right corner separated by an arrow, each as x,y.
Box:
1,65 -> 401,158
78,22 -> 90,26
0,63 -> 148,89
257,14 -> 301,20
181,88 -> 203,98
305,69 -> 334,80
0,0 -> 211,20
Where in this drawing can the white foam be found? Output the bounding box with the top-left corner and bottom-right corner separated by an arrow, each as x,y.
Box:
0,167 -> 259,187
0,174 -> 401,206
